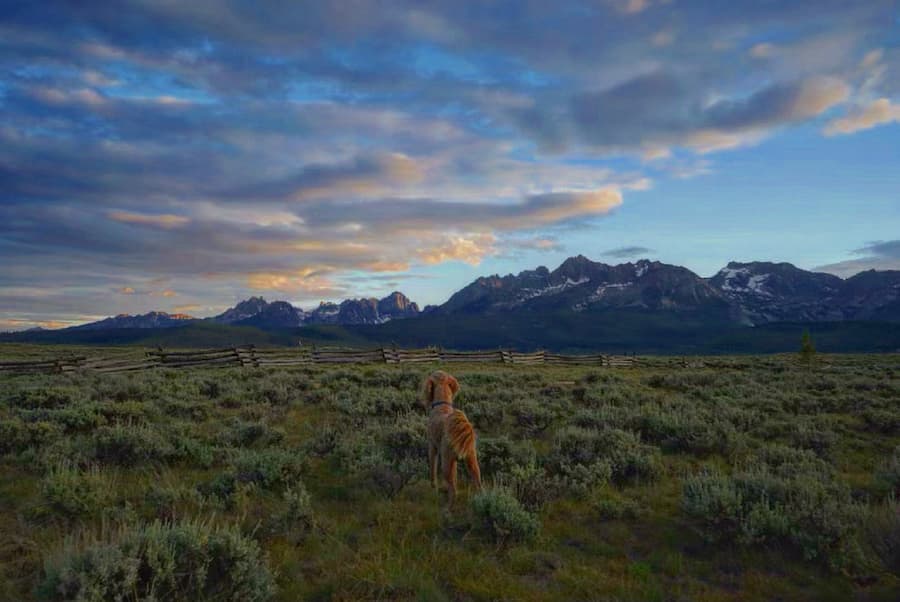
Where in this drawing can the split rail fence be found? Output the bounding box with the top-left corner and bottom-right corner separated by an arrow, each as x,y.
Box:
0,346 -> 639,375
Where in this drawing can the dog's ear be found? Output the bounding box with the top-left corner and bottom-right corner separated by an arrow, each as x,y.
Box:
421,374 -> 435,406
448,374 -> 460,398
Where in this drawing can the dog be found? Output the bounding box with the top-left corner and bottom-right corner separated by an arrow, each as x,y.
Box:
420,370 -> 482,508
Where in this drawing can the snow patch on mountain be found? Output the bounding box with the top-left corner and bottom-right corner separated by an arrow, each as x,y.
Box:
717,267 -> 773,297
515,277 -> 590,302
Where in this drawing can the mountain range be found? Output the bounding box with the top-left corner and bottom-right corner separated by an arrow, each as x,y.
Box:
56,257 -> 900,332
5,256 -> 900,353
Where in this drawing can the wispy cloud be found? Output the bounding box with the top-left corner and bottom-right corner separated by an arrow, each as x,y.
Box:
602,246 -> 655,259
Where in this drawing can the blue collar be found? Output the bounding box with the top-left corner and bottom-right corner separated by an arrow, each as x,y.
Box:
431,401 -> 452,409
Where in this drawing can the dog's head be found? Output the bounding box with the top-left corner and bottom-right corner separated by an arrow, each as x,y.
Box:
420,370 -> 459,409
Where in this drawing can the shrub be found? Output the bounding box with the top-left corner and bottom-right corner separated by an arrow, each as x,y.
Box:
510,400 -> 555,435
146,483 -> 202,521
217,419 -> 284,448
334,414 -> 425,498
230,448 -> 305,489
40,463 -> 111,520
8,386 -> 85,409
503,464 -> 553,511
860,408 -> 900,434
275,481 -> 314,535
0,419 -> 62,455
595,496 -> 641,520
16,405 -> 107,433
549,426 -> 661,491
91,423 -> 175,466
38,520 -> 276,601
860,497 -> 900,575
477,436 -> 537,477
874,446 -> 900,498
469,488 -> 540,544
682,467 -> 864,569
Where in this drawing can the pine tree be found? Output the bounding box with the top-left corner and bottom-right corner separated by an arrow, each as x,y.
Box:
799,329 -> 816,364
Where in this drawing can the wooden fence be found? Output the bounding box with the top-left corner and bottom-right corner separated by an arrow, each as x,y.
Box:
0,346 -> 639,375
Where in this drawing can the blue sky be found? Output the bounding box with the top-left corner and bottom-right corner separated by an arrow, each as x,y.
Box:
1,1 -> 899,328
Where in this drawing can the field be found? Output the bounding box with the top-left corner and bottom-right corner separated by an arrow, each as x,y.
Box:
0,346 -> 898,601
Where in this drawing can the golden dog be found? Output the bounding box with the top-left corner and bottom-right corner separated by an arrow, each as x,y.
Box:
421,370 -> 482,507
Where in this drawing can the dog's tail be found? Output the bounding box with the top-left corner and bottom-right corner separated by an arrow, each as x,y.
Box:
447,410 -> 477,459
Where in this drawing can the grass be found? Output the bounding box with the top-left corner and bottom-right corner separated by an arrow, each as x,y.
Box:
0,344 -> 898,600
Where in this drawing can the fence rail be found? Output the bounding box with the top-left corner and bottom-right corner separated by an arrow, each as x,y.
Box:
0,345 -> 640,375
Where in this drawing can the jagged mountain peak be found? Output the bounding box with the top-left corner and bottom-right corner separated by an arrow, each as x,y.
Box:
71,311 -> 195,331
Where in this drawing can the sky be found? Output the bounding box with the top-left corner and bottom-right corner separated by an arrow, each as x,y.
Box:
1,1 -> 899,329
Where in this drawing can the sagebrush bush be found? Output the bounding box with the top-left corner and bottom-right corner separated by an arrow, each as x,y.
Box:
477,436 -> 537,477
0,418 -> 63,455
874,445 -> 900,498
860,497 -> 900,575
40,463 -> 111,519
503,463 -> 553,511
91,423 -> 175,466
549,426 -> 661,491
230,448 -> 305,489
682,466 -> 864,570
217,418 -> 284,448
595,495 -> 642,520
276,480 -> 315,534
38,520 -> 276,601
469,487 -> 540,544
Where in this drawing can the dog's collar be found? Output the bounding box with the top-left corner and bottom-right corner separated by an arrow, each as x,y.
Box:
430,401 -> 452,409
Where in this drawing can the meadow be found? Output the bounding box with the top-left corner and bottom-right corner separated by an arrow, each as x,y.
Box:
0,346 -> 898,601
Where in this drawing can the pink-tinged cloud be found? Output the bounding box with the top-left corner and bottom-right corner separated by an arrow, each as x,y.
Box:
107,210 -> 190,228
823,98 -> 900,136
418,234 -> 497,266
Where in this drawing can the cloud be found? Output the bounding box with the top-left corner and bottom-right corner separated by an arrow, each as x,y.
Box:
749,43 -> 777,59
823,98 -> 900,135
564,74 -> 849,155
853,240 -> 900,259
108,211 -> 190,228
224,152 -> 424,202
173,304 -> 202,313
245,268 -> 344,295
417,234 -> 497,266
815,239 -> 900,276
602,246 -> 655,258
814,257 -> 900,277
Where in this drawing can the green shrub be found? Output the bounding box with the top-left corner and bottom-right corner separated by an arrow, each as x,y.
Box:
0,418 -> 63,454
595,496 -> 641,520
275,481 -> 315,535
8,386 -> 85,409
40,463 -> 111,519
469,487 -> 540,544
334,414 -> 426,498
510,400 -> 555,435
217,419 -> 284,448
860,408 -> 900,434
91,423 -> 176,466
16,405 -> 107,433
549,426 -> 661,491
874,446 -> 900,498
230,448 -> 305,490
38,520 -> 276,601
682,467 -> 864,569
477,436 -> 537,477
860,497 -> 900,575
146,483 -> 202,521
503,464 -> 553,511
